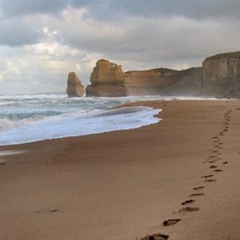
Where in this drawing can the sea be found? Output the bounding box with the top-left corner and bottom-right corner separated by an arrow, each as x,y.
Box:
0,93 -> 213,146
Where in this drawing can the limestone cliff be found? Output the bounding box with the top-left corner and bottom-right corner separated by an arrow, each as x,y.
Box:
66,72 -> 84,97
86,59 -> 127,97
202,52 -> 240,98
83,51 -> 240,98
167,67 -> 203,96
124,68 -> 176,95
124,67 -> 202,96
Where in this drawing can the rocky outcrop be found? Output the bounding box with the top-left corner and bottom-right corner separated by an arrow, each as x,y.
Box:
82,51 -> 240,98
202,52 -> 240,98
86,59 -> 127,97
66,72 -> 84,97
86,60 -> 203,97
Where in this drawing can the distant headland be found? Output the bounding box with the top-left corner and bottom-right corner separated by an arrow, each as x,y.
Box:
66,51 -> 240,98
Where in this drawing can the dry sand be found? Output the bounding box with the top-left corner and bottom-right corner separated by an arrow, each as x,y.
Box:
1,100 -> 240,240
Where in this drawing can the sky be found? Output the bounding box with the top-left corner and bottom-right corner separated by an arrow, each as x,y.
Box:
0,0 -> 240,95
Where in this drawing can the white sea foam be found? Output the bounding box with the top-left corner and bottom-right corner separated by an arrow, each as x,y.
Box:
0,93 -> 221,146
0,106 -> 161,146
0,117 -> 43,131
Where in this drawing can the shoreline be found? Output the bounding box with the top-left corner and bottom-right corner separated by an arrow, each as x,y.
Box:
1,100 -> 240,240
0,105 -> 160,147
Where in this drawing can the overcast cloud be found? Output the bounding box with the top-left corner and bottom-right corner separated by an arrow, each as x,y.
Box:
0,0 -> 240,94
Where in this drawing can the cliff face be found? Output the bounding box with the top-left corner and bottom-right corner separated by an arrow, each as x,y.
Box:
202,52 -> 240,98
86,61 -> 202,97
86,59 -> 127,97
168,67 -> 203,96
83,51 -> 240,98
124,68 -> 177,95
124,67 -> 202,96
66,72 -> 84,97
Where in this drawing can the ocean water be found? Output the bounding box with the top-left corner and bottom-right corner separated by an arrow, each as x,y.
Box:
0,93 -> 217,146
0,93 -> 167,146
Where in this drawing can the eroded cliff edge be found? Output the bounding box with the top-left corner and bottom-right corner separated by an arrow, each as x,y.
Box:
124,67 -> 202,96
86,60 -> 202,97
76,51 -> 240,98
202,52 -> 240,98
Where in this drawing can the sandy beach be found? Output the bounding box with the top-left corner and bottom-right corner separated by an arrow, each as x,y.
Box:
1,100 -> 240,240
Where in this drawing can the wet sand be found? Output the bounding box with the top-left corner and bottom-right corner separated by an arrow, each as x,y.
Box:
1,100 -> 240,240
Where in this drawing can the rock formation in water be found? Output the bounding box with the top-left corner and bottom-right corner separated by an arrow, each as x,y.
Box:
202,52 -> 240,98
66,72 -> 84,97
86,59 -> 127,97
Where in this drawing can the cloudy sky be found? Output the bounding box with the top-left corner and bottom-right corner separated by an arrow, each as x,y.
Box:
0,0 -> 240,95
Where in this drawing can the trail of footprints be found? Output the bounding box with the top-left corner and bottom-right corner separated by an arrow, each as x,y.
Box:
139,108 -> 234,240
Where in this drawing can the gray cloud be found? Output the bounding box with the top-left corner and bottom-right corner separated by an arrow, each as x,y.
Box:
71,0 -> 240,20
1,0 -> 240,94
0,20 -> 41,46
2,0 -> 240,20
0,0 -> 68,16
54,9 -> 239,70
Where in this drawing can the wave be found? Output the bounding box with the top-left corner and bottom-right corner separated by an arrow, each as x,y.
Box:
0,92 -> 66,100
0,117 -> 44,131
0,93 -> 220,147
0,106 -> 161,146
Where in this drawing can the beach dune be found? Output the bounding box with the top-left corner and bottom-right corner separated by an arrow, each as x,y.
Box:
1,100 -> 240,240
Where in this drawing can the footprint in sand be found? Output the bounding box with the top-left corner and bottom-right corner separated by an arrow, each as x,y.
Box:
205,179 -> 217,183
163,219 -> 181,226
202,174 -> 214,179
140,233 -> 169,240
50,209 -> 58,213
208,160 -> 216,163
189,193 -> 205,197
210,165 -> 218,169
193,186 -> 205,191
222,161 -> 228,164
181,199 -> 196,205
214,169 -> 223,173
0,161 -> 6,166
35,209 -> 59,214
179,207 -> 200,213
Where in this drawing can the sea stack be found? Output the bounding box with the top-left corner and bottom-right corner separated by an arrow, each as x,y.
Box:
86,59 -> 127,97
202,52 -> 240,98
66,72 -> 84,97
